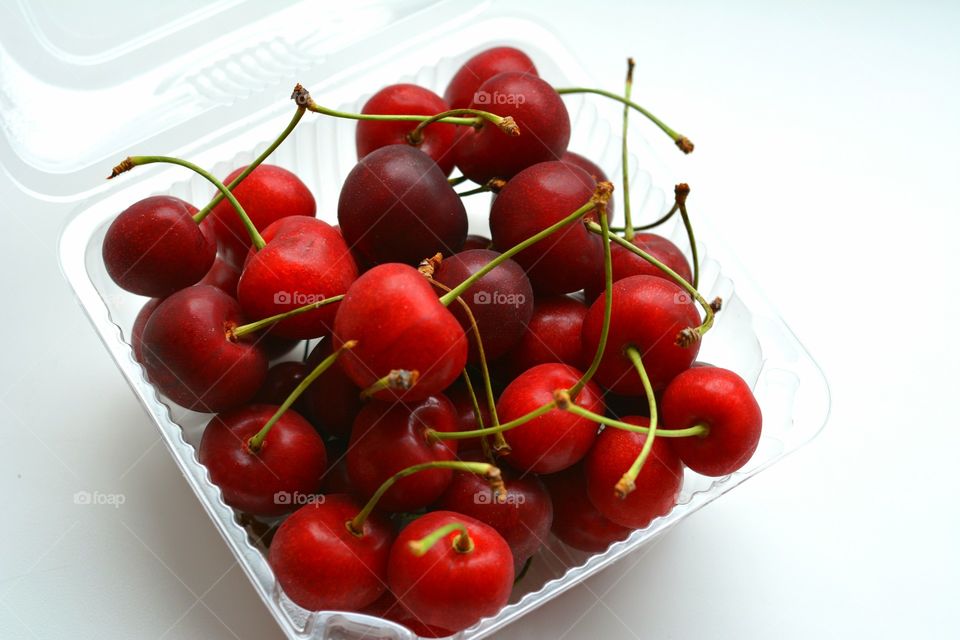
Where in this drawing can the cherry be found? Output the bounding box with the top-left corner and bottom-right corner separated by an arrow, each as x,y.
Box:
141,285 -> 267,412
301,339 -> 363,440
103,195 -> 215,297
338,145 -> 467,266
462,234 -> 492,251
319,441 -> 355,495
208,164 -> 316,269
584,233 -> 692,302
497,363 -> 603,473
560,151 -> 615,219
585,416 -> 683,529
268,494 -> 392,611
388,511 -> 514,632
433,249 -> 533,362
452,73 -> 570,184
198,256 -> 241,295
253,361 -> 308,409
445,46 -> 538,110
347,394 -> 459,512
357,84 -> 457,175
333,263 -> 468,402
198,404 -> 326,517
364,591 -> 454,638
445,377 -> 491,451
504,295 -> 588,375
237,216 -> 357,340
661,367 -> 763,476
541,464 -> 631,552
582,275 -> 701,394
490,161 -> 601,294
130,298 -> 162,364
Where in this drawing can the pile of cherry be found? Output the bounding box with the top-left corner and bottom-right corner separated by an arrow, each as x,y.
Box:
103,46 -> 762,636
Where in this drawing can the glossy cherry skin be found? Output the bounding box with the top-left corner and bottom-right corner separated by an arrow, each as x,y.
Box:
237,216 -> 357,340
254,361 -> 308,410
357,84 -> 457,175
498,363 -> 603,474
347,394 -> 459,512
584,233 -> 693,302
198,404 -> 327,517
444,46 -> 538,109
662,367 -> 762,476
141,285 -> 267,412
462,234 -> 492,251
388,511 -> 514,632
585,416 -> 683,529
541,464 -> 631,552
582,275 -> 701,394
103,196 -> 214,297
338,145 -> 467,266
198,256 -> 241,295
436,456 -> 553,571
490,161 -> 602,294
504,295 -> 588,375
208,164 -> 316,269
452,73 -> 570,184
131,298 -> 162,364
560,151 -> 615,220
433,249 -> 534,363
302,339 -> 363,440
333,263 -> 468,402
268,495 -> 392,611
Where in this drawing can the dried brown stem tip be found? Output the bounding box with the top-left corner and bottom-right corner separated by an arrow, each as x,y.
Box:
614,475 -> 635,499
552,388 -> 572,410
291,83 -> 313,107
498,116 -> 521,137
674,183 -> 691,206
387,369 -> 418,390
418,253 -> 443,278
591,180 -> 615,207
626,57 -> 636,83
108,157 -> 135,179
675,327 -> 701,348
485,177 -> 507,193
675,136 -> 694,154
484,466 -> 506,498
492,439 -> 512,455
709,297 -> 723,313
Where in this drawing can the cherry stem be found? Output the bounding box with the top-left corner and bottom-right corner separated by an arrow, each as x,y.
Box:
247,340 -> 356,452
409,521 -> 475,556
438,182 -> 612,307
428,400 -> 556,441
448,175 -> 469,186
347,461 -> 502,535
555,87 -> 694,154
461,369 -> 495,462
109,155 -> 266,250
359,370 -> 420,399
563,403 -> 708,438
675,184 -> 700,289
456,177 -> 506,198
407,109 -> 518,145
193,105 -> 305,223
229,295 -> 344,339
611,203 -> 677,233
614,347 -> 659,498
622,57 -> 636,241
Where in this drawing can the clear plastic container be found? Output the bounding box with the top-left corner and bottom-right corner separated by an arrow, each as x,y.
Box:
55,3 -> 830,639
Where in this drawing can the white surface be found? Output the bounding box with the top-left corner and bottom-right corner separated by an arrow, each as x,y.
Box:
1,1 -> 958,639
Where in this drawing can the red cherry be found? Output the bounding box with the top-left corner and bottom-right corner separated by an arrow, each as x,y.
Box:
319,441 -> 355,495
357,84 -> 457,175
445,46 -> 538,110
504,295 -> 588,375
388,511 -> 514,632
208,164 -> 316,269
462,234 -> 492,251
301,339 -> 363,440
103,196 -> 215,297
433,249 -> 533,362
585,416 -> 683,529
237,216 -> 357,340
560,151 -> 615,220
141,285 -> 267,412
198,404 -> 326,517
198,256 -> 241,295
541,464 -> 631,552
253,361 -> 308,409
268,495 -> 391,611
131,298 -> 162,364
497,363 -> 602,473
490,161 -> 601,294
338,145 -> 467,266
584,233 -> 692,302
347,395 -> 459,512
662,367 -> 763,476
333,263 -> 468,402
582,275 -> 701,394
452,73 -> 570,184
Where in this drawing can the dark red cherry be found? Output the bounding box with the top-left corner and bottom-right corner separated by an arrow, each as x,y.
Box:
560,151 -> 615,220
357,84 -> 457,175
490,161 -> 601,294
662,367 -> 763,476
333,263 -> 468,402
198,256 -> 241,295
585,416 -> 683,529
541,464 -> 631,552
320,441 -> 355,495
237,216 -> 357,340
141,285 -> 267,412
347,394 -> 459,512
582,275 -> 701,394
302,339 -> 363,440
208,164 -> 316,269
584,233 -> 692,302
131,298 -> 162,364
452,73 -> 570,184
198,404 -> 326,517
268,495 -> 391,611
498,363 -> 602,473
103,196 -> 214,297
433,249 -> 534,362
254,361 -> 308,410
504,295 -> 588,375
445,47 -> 538,110
462,234 -> 492,251
338,145 -> 467,266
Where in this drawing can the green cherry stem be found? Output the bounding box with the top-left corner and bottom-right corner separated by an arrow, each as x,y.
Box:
427,400 -> 557,442
347,461 -> 503,535
675,183 -> 700,289
563,403 -> 708,438
409,521 -> 475,555
460,369 -> 495,462
456,178 -> 506,198
555,86 -> 694,154
448,175 -> 470,186
614,346 -> 659,498
621,58 -> 636,241
108,155 -> 266,250
247,340 -> 356,452
229,295 -> 344,339
611,202 -> 678,233
407,109 -> 518,145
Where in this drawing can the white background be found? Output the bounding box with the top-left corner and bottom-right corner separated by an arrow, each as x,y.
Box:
1,0 -> 958,638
